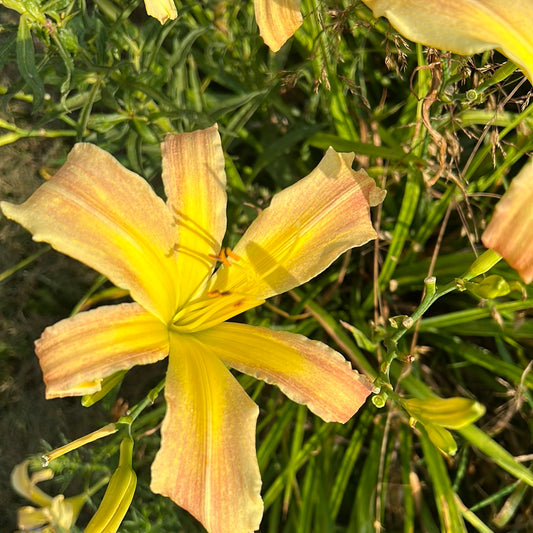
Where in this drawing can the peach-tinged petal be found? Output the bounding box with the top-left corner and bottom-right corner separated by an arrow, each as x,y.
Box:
254,0 -> 302,52
1,144 -> 178,322
211,148 -> 385,300
151,333 -> 263,533
144,0 -> 177,24
36,303 -> 169,398
363,0 -> 533,82
482,159 -> 533,283
194,323 -> 373,422
162,126 -> 227,305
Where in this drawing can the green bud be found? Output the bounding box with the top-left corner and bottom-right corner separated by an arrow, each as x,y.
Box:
424,422 -> 457,455
462,250 -> 502,281
465,275 -> 510,299
403,397 -> 485,429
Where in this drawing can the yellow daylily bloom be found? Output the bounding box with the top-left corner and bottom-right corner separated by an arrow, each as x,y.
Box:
1,124 -> 385,533
482,158 -> 533,284
254,0 -> 302,52
144,0 -> 177,24
363,0 -> 533,82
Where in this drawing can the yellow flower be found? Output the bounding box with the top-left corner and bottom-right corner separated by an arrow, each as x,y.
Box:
363,0 -> 533,82
255,0 -> 533,83
11,460 -> 87,532
1,124 -> 385,533
254,0 -> 303,52
482,158 -> 533,284
144,0 -> 177,24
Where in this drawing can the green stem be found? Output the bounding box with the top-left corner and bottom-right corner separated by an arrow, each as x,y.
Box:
118,377 -> 166,426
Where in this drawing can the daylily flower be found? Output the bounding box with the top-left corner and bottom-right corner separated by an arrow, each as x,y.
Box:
482,158 -> 533,284
256,0 -> 533,83
144,0 -> 177,24
254,0 -> 303,52
363,0 -> 533,82
11,460 -> 87,532
1,124 -> 385,533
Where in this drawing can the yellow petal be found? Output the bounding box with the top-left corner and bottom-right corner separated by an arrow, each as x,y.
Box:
193,322 -> 373,422
1,143 -> 178,322
162,125 -> 227,305
482,159 -> 533,283
211,148 -> 385,300
11,460 -> 53,508
363,0 -> 533,82
151,333 -> 263,533
144,0 -> 177,24
17,506 -> 52,530
35,303 -> 169,398
254,0 -> 302,52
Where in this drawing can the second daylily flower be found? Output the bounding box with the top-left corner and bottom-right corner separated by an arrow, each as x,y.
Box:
1,124 -> 385,533
255,0 -> 533,84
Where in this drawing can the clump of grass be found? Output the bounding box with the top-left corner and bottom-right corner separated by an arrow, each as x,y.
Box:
1,1 -> 532,531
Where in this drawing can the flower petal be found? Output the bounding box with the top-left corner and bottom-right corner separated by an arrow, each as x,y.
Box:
35,303 -> 169,398
11,460 -> 53,508
151,332 -> 263,533
193,322 -> 373,423
162,125 -> 227,306
254,0 -> 302,52
144,0 -> 177,24
1,144 -> 178,322
482,159 -> 533,283
210,148 -> 385,300
363,0 -> 533,82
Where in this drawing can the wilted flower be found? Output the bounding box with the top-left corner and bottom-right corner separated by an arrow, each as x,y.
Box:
11,460 -> 87,532
1,124 -> 385,533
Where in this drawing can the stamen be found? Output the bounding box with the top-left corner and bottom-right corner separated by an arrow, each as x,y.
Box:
209,247 -> 241,268
225,247 -> 241,261
209,248 -> 230,267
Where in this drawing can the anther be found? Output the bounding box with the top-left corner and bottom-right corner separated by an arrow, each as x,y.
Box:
209,249 -> 230,267
225,247 -> 241,261
209,247 -> 241,268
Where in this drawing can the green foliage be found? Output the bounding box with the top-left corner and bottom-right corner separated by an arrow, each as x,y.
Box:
1,0 -> 533,532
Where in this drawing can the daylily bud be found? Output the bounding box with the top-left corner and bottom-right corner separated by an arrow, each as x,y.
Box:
403,397 -> 485,430
465,275 -> 510,299
461,249 -> 502,281
85,436 -> 137,533
423,422 -> 458,456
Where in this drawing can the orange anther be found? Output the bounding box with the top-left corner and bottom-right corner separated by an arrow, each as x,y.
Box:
225,248 -> 241,261
209,250 -> 230,267
207,290 -> 221,297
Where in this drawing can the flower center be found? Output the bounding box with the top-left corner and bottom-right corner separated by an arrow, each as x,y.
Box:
169,248 -> 263,333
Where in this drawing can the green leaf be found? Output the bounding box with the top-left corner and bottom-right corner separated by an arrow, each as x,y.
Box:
16,14 -> 45,110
